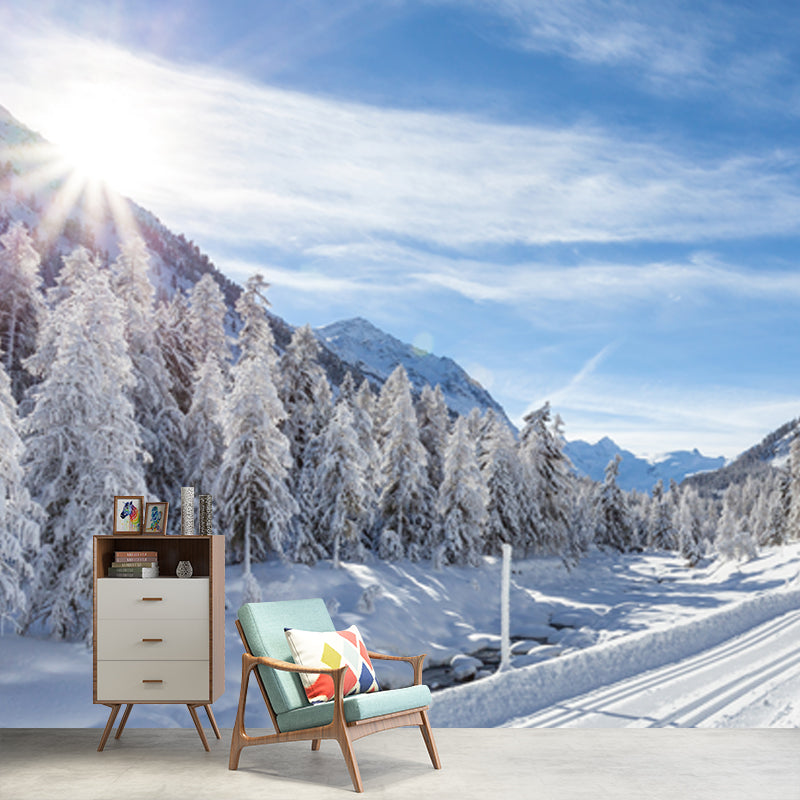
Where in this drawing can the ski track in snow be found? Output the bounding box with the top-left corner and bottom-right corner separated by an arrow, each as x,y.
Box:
506,609 -> 800,729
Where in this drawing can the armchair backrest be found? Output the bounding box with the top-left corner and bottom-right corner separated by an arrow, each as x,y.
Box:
238,598 -> 334,714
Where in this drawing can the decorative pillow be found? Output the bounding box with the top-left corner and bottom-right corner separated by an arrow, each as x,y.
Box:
284,625 -> 380,705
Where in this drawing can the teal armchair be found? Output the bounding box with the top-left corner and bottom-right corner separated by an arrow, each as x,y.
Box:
229,598 -> 442,792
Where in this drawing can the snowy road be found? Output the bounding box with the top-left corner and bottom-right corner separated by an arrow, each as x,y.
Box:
504,608 -> 800,729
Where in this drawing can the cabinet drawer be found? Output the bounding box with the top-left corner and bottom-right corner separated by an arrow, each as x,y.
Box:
96,660 -> 210,702
97,578 -> 209,620
97,619 -> 209,660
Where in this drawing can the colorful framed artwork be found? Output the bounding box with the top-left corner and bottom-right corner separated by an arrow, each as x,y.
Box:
144,501 -> 169,535
113,495 -> 144,534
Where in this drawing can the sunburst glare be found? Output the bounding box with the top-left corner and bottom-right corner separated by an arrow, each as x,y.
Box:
42,86 -> 155,199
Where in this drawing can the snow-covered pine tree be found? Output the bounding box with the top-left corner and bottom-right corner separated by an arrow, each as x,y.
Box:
154,291 -> 195,414
437,415 -> 488,566
185,352 -> 227,498
0,353 -> 42,633
465,407 -> 483,443
301,403 -> 375,567
111,235 -> 185,526
594,455 -> 634,552
787,437 -> 800,541
22,249 -> 148,640
518,402 -> 573,556
377,365 -> 434,560
24,248 -> 95,386
188,273 -> 231,374
352,378 -> 379,463
715,483 -> 757,560
214,276 -> 297,572
417,384 -> 450,494
570,477 -> 599,555
675,485 -> 703,565
278,324 -> 333,559
0,222 -> 44,403
338,371 -> 357,405
350,378 -> 381,551
647,480 -> 676,550
374,364 -> 411,450
183,275 -> 232,499
278,323 -> 332,485
757,468 -> 790,546
479,409 -> 525,556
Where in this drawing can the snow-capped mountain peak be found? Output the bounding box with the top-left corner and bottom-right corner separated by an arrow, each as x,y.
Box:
316,317 -> 511,423
565,437 -> 725,493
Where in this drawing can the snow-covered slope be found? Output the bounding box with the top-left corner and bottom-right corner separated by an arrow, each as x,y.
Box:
685,417 -> 799,495
317,317 -> 512,423
565,436 -> 725,493
3,545 -> 800,729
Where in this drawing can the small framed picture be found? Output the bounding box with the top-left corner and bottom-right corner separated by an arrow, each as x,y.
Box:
144,501 -> 169,535
113,495 -> 144,534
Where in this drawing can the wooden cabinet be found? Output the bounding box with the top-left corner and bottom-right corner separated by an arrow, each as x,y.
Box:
93,535 -> 225,751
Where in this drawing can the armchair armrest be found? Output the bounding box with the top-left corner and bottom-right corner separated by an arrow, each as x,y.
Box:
241,651 -> 351,728
368,651 -> 427,685
242,651 -> 342,677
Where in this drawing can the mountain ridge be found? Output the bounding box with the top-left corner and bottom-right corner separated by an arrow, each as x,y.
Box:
316,316 -> 512,424
564,436 -> 726,493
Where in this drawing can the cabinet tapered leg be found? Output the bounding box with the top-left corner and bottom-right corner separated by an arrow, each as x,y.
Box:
98,704 -> 121,752
187,704 -> 210,751
115,704 -> 134,739
204,704 -> 221,740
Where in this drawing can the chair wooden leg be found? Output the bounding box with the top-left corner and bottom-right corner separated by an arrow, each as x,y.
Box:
419,710 -> 442,769
204,704 -> 222,740
229,662 -> 250,770
114,704 -> 134,740
187,704 -> 210,751
312,739 -> 321,751
337,729 -> 364,793
97,704 -> 121,752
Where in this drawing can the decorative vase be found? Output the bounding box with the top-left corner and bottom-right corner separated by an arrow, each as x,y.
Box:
181,487 -> 195,535
199,494 -> 213,536
176,560 -> 193,579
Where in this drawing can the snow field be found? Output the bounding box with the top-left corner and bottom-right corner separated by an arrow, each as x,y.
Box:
430,581 -> 800,728
2,544 -> 800,729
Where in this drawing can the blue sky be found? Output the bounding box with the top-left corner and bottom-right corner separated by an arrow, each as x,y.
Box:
2,0 -> 800,458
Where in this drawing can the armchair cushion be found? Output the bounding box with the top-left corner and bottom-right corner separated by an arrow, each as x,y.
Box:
275,684 -> 432,733
285,625 -> 380,704
238,598 -> 335,714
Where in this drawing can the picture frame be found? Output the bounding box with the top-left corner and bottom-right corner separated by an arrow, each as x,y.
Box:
144,501 -> 169,535
113,495 -> 144,534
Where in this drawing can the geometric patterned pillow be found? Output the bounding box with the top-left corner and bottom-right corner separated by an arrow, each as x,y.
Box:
284,625 -> 380,705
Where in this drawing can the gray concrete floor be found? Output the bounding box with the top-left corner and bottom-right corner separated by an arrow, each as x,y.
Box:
1,727 -> 798,800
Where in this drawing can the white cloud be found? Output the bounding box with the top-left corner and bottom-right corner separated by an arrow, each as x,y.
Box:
3,25 -> 800,264
414,254 -> 800,307
459,0 -> 799,106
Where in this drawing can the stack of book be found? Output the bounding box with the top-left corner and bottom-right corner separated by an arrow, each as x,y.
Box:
107,550 -> 159,578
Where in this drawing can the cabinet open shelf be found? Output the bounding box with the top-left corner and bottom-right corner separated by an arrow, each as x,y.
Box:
94,534 -> 215,579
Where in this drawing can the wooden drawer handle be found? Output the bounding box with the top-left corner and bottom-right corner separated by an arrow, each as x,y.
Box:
141,597 -> 163,601
142,679 -> 163,684
141,638 -> 163,643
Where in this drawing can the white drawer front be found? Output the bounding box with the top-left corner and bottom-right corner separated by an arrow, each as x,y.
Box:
97,619 -> 208,661
96,660 -> 210,702
97,578 -> 209,620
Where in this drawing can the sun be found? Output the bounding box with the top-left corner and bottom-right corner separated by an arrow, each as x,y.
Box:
44,86 -> 158,198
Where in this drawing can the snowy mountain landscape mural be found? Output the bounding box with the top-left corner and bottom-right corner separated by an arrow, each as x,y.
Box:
2,0 -> 800,737
2,102 -> 800,730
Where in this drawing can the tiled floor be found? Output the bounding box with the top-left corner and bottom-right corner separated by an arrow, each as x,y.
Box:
1,727 -> 798,799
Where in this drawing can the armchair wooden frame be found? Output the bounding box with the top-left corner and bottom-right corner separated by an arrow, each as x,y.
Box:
229,619 -> 441,793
